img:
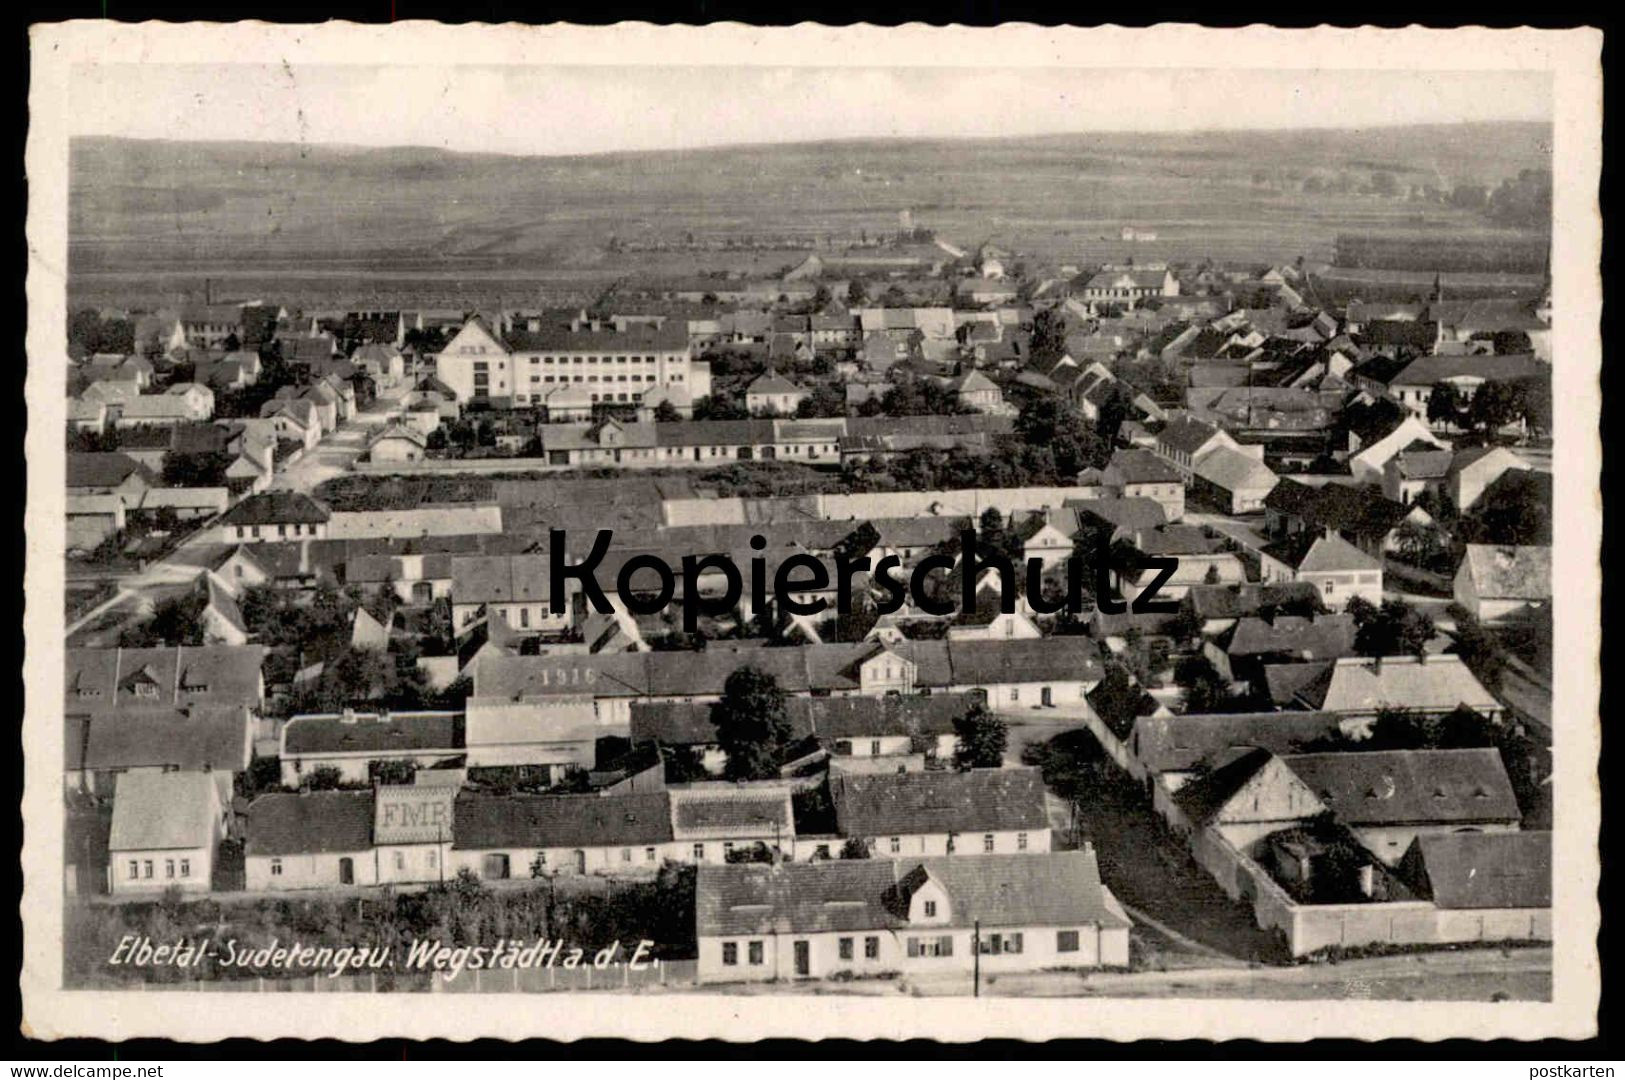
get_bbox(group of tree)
[67,309,137,359]
[118,589,210,647]
[1346,596,1436,659]
[707,666,1010,779]
[161,449,233,488]
[1455,469,1551,546]
[1426,377,1549,438]
[1011,393,1111,477]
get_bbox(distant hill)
[67,123,1550,306]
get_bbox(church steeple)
[1429,271,1444,304]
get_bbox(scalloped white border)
[22,21,1602,1043]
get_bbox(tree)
[811,284,832,312]
[1467,379,1525,435]
[161,450,234,488]
[1013,394,1106,476]
[846,279,869,306]
[794,383,847,419]
[710,666,793,781]
[368,758,419,786]
[1513,376,1552,436]
[1349,598,1436,659]
[1173,655,1228,714]
[1426,384,1467,429]
[1030,306,1068,367]
[662,745,710,783]
[725,842,775,864]
[839,837,872,860]
[302,765,346,791]
[953,703,1009,770]
[122,591,208,647]
[653,399,682,423]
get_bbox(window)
[983,834,995,853]
[838,938,853,960]
[889,837,901,854]
[907,936,954,958]
[1004,932,1024,954]
[748,941,764,966]
[520,608,530,629]
[127,861,138,880]
[865,936,879,960]
[693,843,705,861]
[870,740,881,756]
[393,851,405,871]
[270,859,282,876]
[723,842,735,858]
[427,850,437,869]
[923,900,937,917]
[1057,930,1080,953]
[143,860,153,879]
[165,859,175,879]
[1009,688,1019,702]
[1017,832,1028,851]
[622,848,632,863]
[645,847,656,863]
[722,943,738,966]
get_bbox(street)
[64,387,406,640]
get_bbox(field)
[68,123,1550,311]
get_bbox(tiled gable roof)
[1404,831,1550,909]
[244,791,374,856]
[1283,748,1520,826]
[1460,545,1550,601]
[109,771,218,852]
[696,849,1126,937]
[830,767,1048,837]
[452,792,674,849]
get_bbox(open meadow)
[68,122,1549,310]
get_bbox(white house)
[694,849,1131,984]
[829,767,1051,859]
[243,790,378,891]
[108,770,227,895]
[1258,531,1383,612]
[1453,545,1551,625]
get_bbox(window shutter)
[906,938,919,958]
[940,935,953,957]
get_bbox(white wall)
[696,922,1127,984]
[110,845,212,895]
[246,849,377,891]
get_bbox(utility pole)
[973,919,981,998]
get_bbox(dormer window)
[923,900,937,918]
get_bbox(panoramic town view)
[58,75,1556,1002]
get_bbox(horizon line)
[72,118,1553,163]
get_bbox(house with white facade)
[694,849,1131,984]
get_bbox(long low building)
[474,638,1107,731]
[631,692,978,774]
[242,782,799,890]
[694,848,1131,984]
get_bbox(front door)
[793,940,810,977]
[574,849,587,874]
[338,857,354,885]
[1041,686,1053,707]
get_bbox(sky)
[68,64,1552,158]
